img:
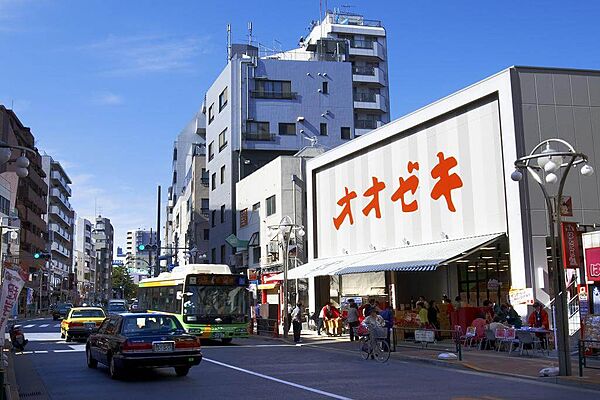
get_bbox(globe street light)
[511,138,593,376]
[0,143,37,178]
[268,216,305,339]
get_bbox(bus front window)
[183,286,247,316]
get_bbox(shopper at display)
[454,295,464,310]
[346,301,360,342]
[417,302,429,327]
[325,303,341,336]
[317,303,328,335]
[380,304,395,342]
[428,300,441,338]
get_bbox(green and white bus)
[137,264,250,343]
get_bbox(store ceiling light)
[481,256,494,259]
[457,260,469,263]
[480,246,496,250]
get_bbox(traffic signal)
[33,252,51,261]
[137,244,157,251]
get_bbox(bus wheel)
[221,338,233,344]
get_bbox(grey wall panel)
[520,72,537,104]
[522,104,541,150]
[553,74,572,106]
[538,105,558,140]
[556,106,576,143]
[571,75,590,106]
[535,74,555,105]
[589,75,600,106]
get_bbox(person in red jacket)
[527,301,549,329]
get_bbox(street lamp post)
[268,216,305,339]
[511,138,594,376]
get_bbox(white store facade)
[289,66,600,320]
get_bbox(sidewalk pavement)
[270,328,600,391]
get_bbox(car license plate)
[212,332,223,339]
[84,322,96,329]
[153,342,174,353]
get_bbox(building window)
[220,165,225,184]
[203,229,209,240]
[322,81,328,94]
[208,142,214,161]
[219,129,227,151]
[251,80,295,99]
[211,248,216,263]
[245,121,271,141]
[0,195,10,216]
[220,204,225,223]
[252,246,261,265]
[266,195,276,216]
[211,173,216,190]
[341,127,351,140]
[208,103,214,124]
[219,87,228,111]
[252,202,260,211]
[320,123,328,136]
[278,123,296,136]
[211,210,216,227]
[239,208,248,227]
[201,198,209,216]
[220,245,226,264]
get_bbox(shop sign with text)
[561,222,581,269]
[585,247,600,282]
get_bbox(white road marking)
[39,324,49,328]
[54,349,83,353]
[33,350,48,354]
[208,344,297,349]
[204,357,353,400]
[54,324,60,328]
[24,324,35,328]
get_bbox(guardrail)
[578,339,600,377]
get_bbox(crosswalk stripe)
[24,324,35,328]
[54,324,60,328]
[39,324,49,328]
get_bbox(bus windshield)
[183,286,247,316]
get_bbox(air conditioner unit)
[268,242,279,254]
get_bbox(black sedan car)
[86,313,202,379]
[52,303,73,320]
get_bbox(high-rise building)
[204,11,389,265]
[93,215,114,301]
[42,155,75,303]
[0,105,49,311]
[74,217,95,303]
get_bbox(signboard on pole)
[509,288,535,305]
[578,285,589,318]
[561,222,581,269]
[0,269,26,346]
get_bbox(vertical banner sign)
[585,247,600,282]
[561,222,581,269]
[0,269,26,346]
[26,288,33,305]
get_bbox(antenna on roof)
[247,22,253,45]
[301,132,318,147]
[226,24,232,61]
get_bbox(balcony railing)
[243,132,276,141]
[355,120,379,129]
[352,66,375,76]
[250,91,297,100]
[327,13,382,27]
[350,40,374,49]
[353,93,377,102]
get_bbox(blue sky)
[1,0,599,247]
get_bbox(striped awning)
[279,233,504,279]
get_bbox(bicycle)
[357,325,390,363]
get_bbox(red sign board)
[585,247,600,282]
[561,222,581,269]
[560,196,573,217]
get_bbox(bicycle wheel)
[359,337,371,360]
[374,339,391,363]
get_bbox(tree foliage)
[111,265,136,299]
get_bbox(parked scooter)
[9,324,28,352]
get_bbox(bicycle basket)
[357,324,370,336]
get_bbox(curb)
[255,334,600,392]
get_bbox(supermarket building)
[285,66,600,319]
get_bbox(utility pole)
[155,185,161,277]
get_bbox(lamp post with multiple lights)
[511,138,594,376]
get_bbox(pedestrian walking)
[317,303,327,335]
[346,301,360,341]
[291,302,303,343]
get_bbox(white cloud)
[92,91,124,106]
[82,34,213,75]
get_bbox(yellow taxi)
[61,307,106,342]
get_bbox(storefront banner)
[0,269,26,346]
[585,247,600,282]
[509,288,534,305]
[561,222,581,269]
[314,98,506,257]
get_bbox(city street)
[12,318,599,400]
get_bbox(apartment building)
[42,155,75,302]
[93,215,114,301]
[74,217,96,303]
[125,229,157,273]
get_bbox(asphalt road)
[12,317,599,400]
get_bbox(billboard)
[314,98,506,257]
